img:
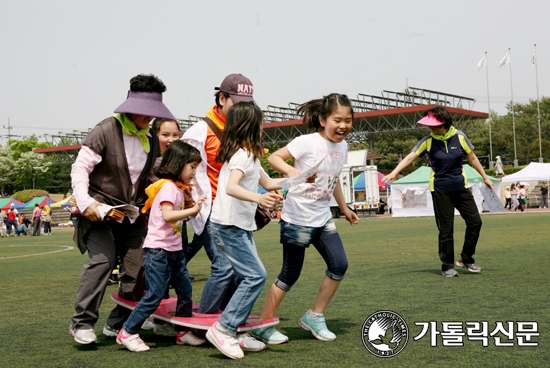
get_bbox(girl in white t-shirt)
[205,102,283,360]
[117,140,207,352]
[252,93,359,344]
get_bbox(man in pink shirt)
[32,204,41,236]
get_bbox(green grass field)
[0,213,548,367]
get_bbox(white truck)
[330,150,380,218]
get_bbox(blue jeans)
[208,222,267,332]
[274,219,348,292]
[123,248,193,334]
[6,220,17,236]
[196,219,235,314]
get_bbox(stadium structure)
[35,87,488,164]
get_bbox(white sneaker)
[141,320,155,330]
[116,329,150,352]
[154,322,177,336]
[237,333,266,351]
[103,324,119,337]
[176,331,207,346]
[70,327,97,344]
[206,323,244,360]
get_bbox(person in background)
[32,204,41,236]
[16,214,32,236]
[504,186,512,210]
[6,205,18,237]
[510,183,520,212]
[43,204,52,235]
[539,181,547,209]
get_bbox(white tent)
[501,162,550,182]
[390,165,501,218]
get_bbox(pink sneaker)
[206,323,244,360]
[176,331,207,346]
[116,329,150,352]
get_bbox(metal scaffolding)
[35,87,487,163]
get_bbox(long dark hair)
[297,93,354,131]
[216,102,264,163]
[154,140,201,182]
[424,106,453,129]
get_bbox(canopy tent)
[390,165,500,217]
[50,196,73,208]
[501,162,550,182]
[0,198,25,211]
[21,196,57,209]
[353,171,391,190]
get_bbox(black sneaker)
[456,257,482,273]
[442,269,459,277]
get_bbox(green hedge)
[485,166,526,177]
[12,189,50,203]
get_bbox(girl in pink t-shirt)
[117,141,207,352]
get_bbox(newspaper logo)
[362,311,409,358]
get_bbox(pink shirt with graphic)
[143,182,186,252]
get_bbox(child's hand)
[189,195,207,216]
[342,207,359,226]
[183,187,195,209]
[287,167,302,177]
[305,173,317,184]
[259,192,283,209]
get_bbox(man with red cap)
[70,74,175,345]
[383,106,493,278]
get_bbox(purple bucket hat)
[114,91,176,120]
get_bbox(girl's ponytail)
[297,93,354,131]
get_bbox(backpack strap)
[204,117,222,141]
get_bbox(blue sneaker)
[298,311,336,341]
[251,326,289,345]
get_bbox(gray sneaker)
[456,257,482,273]
[442,268,459,277]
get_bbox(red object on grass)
[111,292,279,332]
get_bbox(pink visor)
[417,113,444,126]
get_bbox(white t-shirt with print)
[211,149,261,231]
[281,133,348,227]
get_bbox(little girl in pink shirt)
[117,140,207,352]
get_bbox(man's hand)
[82,201,104,222]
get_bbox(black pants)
[432,189,482,272]
[504,198,512,210]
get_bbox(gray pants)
[32,217,41,236]
[71,217,146,330]
[540,194,548,208]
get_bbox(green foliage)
[12,189,50,202]
[261,143,293,178]
[489,97,550,165]
[485,165,527,177]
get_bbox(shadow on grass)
[283,319,355,341]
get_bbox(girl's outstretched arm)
[383,152,420,183]
[162,195,206,223]
[258,169,285,192]
[267,147,301,177]
[226,169,282,209]
[333,178,359,225]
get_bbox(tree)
[15,151,52,189]
[0,145,16,196]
